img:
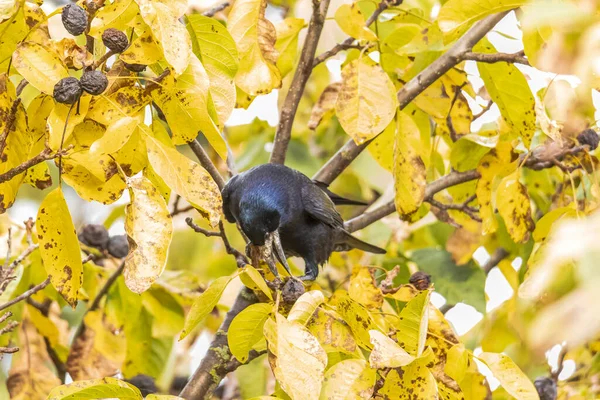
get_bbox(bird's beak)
[271,229,293,277]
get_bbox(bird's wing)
[301,183,344,228]
[221,175,240,223]
[313,180,368,206]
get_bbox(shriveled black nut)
[126,375,157,396]
[534,377,557,400]
[409,271,431,291]
[282,278,305,304]
[577,128,599,150]
[80,70,108,95]
[102,28,129,53]
[53,77,82,104]
[78,224,109,249]
[61,4,88,36]
[107,234,129,258]
[124,62,147,72]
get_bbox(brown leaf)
[308,82,341,130]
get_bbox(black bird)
[222,164,386,280]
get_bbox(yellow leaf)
[62,157,127,204]
[0,7,27,72]
[90,116,139,155]
[319,359,376,400]
[151,61,227,159]
[446,228,480,265]
[0,75,31,213]
[146,395,185,400]
[369,330,415,369]
[89,0,139,38]
[135,0,191,74]
[264,313,327,400]
[36,188,83,307]
[288,290,325,325]
[187,14,239,127]
[12,42,69,95]
[228,303,272,362]
[47,377,143,399]
[330,290,376,349]
[0,0,17,21]
[241,265,273,300]
[334,3,378,41]
[308,82,341,131]
[120,29,163,65]
[336,58,398,144]
[379,361,438,399]
[274,17,305,77]
[307,308,357,354]
[476,39,536,148]
[87,85,149,126]
[124,175,173,293]
[145,132,222,226]
[228,0,282,95]
[476,142,514,234]
[496,171,535,243]
[438,0,526,40]
[180,275,232,339]
[348,267,383,309]
[368,118,395,171]
[478,352,539,400]
[396,290,430,357]
[47,95,92,152]
[394,111,426,218]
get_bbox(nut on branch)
[61,4,88,36]
[53,77,82,104]
[102,28,129,53]
[80,70,108,95]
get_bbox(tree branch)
[186,218,248,268]
[312,0,389,68]
[0,277,51,313]
[202,1,230,17]
[344,170,482,232]
[462,51,529,66]
[0,148,65,184]
[179,288,259,399]
[482,247,509,274]
[0,99,21,158]
[270,0,331,164]
[189,139,226,190]
[312,11,511,184]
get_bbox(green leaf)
[478,352,539,400]
[438,0,526,40]
[46,377,143,400]
[274,18,305,77]
[180,275,232,339]
[532,206,576,242]
[411,249,486,313]
[187,14,239,127]
[319,359,376,400]
[287,290,325,325]
[476,39,536,148]
[144,131,222,227]
[228,303,272,362]
[36,188,83,308]
[395,290,430,357]
[336,58,398,144]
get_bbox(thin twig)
[0,346,18,354]
[3,228,11,270]
[93,50,116,70]
[185,218,248,267]
[428,193,481,223]
[344,170,482,232]
[0,149,59,184]
[202,1,230,17]
[270,0,331,164]
[4,244,39,276]
[312,0,389,68]
[462,51,529,66]
[188,139,226,190]
[473,100,494,120]
[185,218,221,237]
[312,11,510,185]
[58,104,76,186]
[446,83,467,142]
[0,277,51,313]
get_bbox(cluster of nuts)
[78,224,129,259]
[54,5,144,104]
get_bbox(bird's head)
[239,201,281,246]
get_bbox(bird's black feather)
[222,164,385,280]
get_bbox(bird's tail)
[339,231,386,254]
